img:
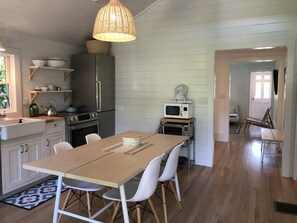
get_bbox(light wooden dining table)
[23,131,188,223]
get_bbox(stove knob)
[70,117,74,122]
[74,116,79,121]
[91,113,97,118]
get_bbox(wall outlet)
[197,97,208,105]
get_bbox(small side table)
[159,118,195,168]
[260,128,284,163]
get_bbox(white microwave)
[164,103,193,119]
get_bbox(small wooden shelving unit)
[29,90,72,103]
[28,66,74,80]
[159,117,195,168]
[28,65,75,103]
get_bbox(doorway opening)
[214,47,290,176]
[214,47,287,143]
[249,71,272,119]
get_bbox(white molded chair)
[103,154,164,223]
[54,142,106,223]
[158,143,183,223]
[85,133,102,144]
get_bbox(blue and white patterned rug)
[1,178,67,210]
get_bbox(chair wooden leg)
[136,204,142,223]
[96,191,112,216]
[132,206,137,219]
[110,202,121,223]
[161,184,168,223]
[244,122,249,132]
[78,190,82,209]
[261,141,266,163]
[86,192,92,218]
[247,123,251,132]
[148,198,160,223]
[57,189,72,223]
[169,181,182,210]
[174,173,181,202]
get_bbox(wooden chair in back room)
[244,107,274,133]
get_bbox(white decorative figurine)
[173,84,188,101]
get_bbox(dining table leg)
[53,176,63,223]
[119,185,130,223]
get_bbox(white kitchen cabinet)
[1,120,65,195]
[1,136,43,194]
[42,121,65,157]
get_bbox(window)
[0,49,21,116]
[0,55,11,109]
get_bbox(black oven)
[68,121,99,147]
[60,112,99,147]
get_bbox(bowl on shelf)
[32,60,46,66]
[46,59,66,68]
[41,86,48,91]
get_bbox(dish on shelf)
[32,59,46,66]
[46,59,66,68]
[41,87,48,91]
[48,57,63,60]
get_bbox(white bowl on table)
[122,136,141,147]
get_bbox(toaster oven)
[161,122,194,139]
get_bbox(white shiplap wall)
[112,0,297,169]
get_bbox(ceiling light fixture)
[93,0,136,42]
[0,37,5,51]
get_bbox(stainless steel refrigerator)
[71,54,115,138]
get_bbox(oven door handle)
[69,121,98,130]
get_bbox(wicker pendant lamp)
[93,0,136,42]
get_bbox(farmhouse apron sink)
[0,118,46,140]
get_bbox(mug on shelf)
[48,84,56,91]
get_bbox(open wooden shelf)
[29,90,72,103]
[29,66,74,80]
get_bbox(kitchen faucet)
[0,110,6,120]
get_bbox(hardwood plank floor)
[1,126,297,223]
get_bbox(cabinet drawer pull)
[46,139,49,147]
[20,145,24,153]
[24,144,28,152]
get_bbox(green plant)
[0,56,10,109]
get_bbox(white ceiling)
[0,0,157,46]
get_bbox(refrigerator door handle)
[96,81,102,111]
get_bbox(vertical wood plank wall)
[111,0,297,170]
